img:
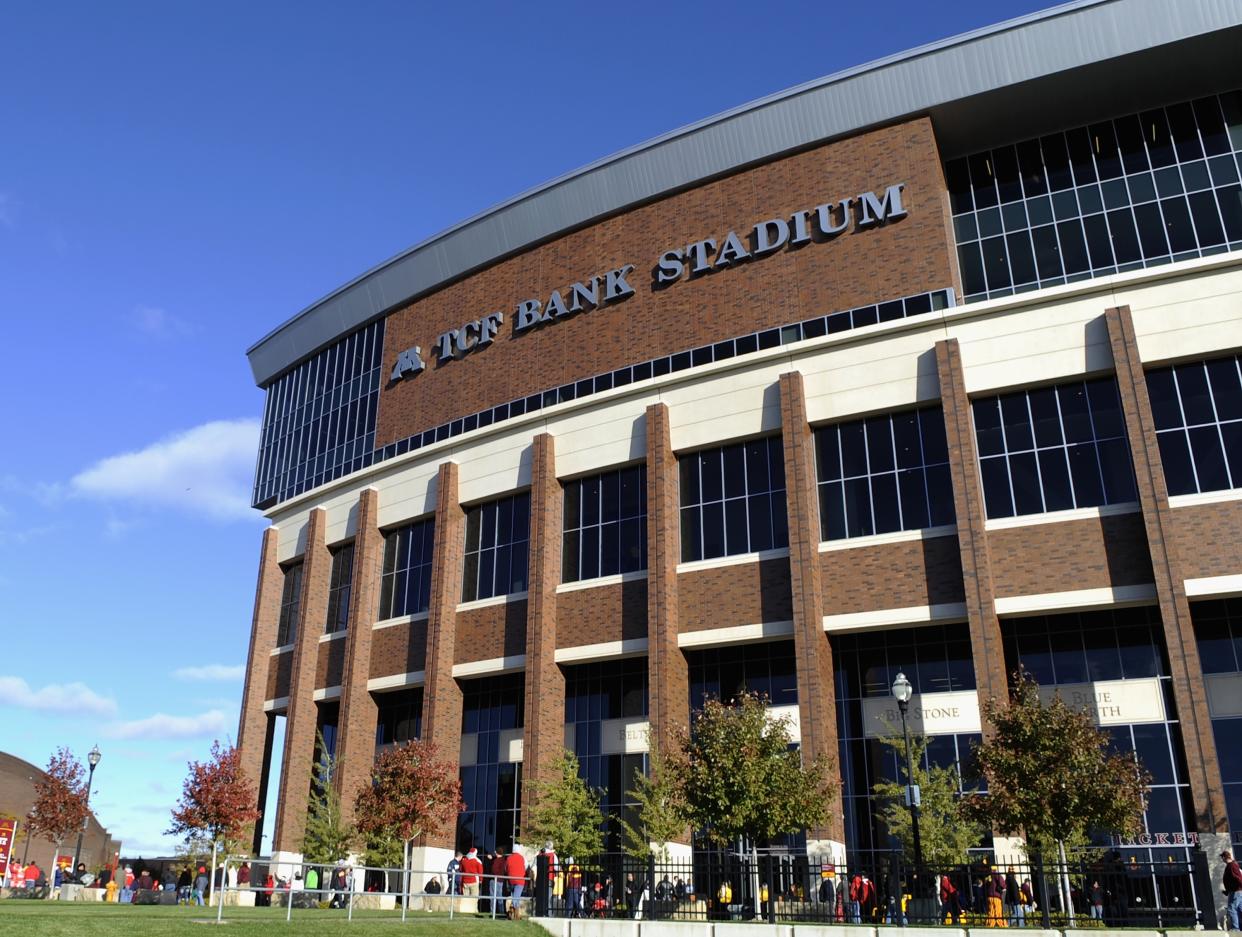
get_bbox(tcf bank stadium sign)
[389,182,909,381]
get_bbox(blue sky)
[0,0,1053,857]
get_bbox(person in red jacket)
[490,848,508,915]
[505,847,527,913]
[459,848,484,898]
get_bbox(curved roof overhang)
[246,0,1242,386]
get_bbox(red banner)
[0,818,16,880]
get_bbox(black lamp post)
[891,673,924,878]
[71,745,102,872]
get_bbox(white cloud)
[70,419,261,521]
[131,305,195,338]
[174,663,244,682]
[0,675,118,717]
[105,709,229,741]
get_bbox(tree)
[673,692,835,849]
[25,748,89,898]
[871,731,986,867]
[523,749,605,861]
[617,734,686,861]
[302,732,355,864]
[964,671,1150,920]
[353,740,462,905]
[167,741,260,907]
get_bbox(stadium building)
[236,0,1242,884]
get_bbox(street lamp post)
[891,673,924,879]
[71,746,102,872]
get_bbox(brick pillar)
[522,434,565,819]
[237,527,283,854]
[935,339,1009,712]
[1104,306,1228,837]
[335,488,383,825]
[646,403,688,755]
[271,507,332,854]
[422,462,465,848]
[778,372,845,846]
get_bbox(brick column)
[335,488,383,825]
[422,462,465,847]
[935,339,1009,711]
[237,527,283,854]
[646,403,688,755]
[271,507,332,854]
[1104,306,1228,838]
[522,434,565,818]
[778,372,845,846]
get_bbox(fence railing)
[528,850,1216,930]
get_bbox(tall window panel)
[276,562,302,646]
[458,674,524,854]
[946,90,1242,302]
[687,640,798,712]
[252,319,384,508]
[679,436,788,562]
[378,518,435,620]
[374,688,423,752]
[815,406,955,541]
[462,493,530,602]
[563,466,647,583]
[324,544,354,634]
[973,377,1138,520]
[1146,354,1242,496]
[1191,598,1242,840]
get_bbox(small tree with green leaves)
[871,730,986,867]
[302,731,355,864]
[617,734,687,861]
[523,749,605,860]
[674,692,835,849]
[965,671,1150,920]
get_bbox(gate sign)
[0,818,16,882]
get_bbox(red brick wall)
[677,558,793,632]
[377,118,959,443]
[369,619,428,678]
[821,536,965,614]
[453,600,528,664]
[989,513,1154,597]
[1170,500,1242,580]
[556,579,648,648]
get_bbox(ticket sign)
[0,817,16,880]
[861,691,981,738]
[1038,677,1165,726]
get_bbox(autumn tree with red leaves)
[167,741,259,906]
[26,748,89,898]
[354,740,463,902]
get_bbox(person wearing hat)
[1222,849,1242,931]
[460,847,483,898]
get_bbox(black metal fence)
[532,850,1216,929]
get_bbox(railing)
[531,850,1216,930]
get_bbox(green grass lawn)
[0,901,547,936]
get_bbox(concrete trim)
[311,686,342,701]
[372,611,430,630]
[676,547,789,575]
[555,570,649,594]
[823,603,968,632]
[263,697,289,712]
[367,670,426,692]
[1184,574,1242,598]
[554,637,650,664]
[819,524,956,552]
[451,654,527,678]
[983,501,1141,530]
[994,583,1157,616]
[456,590,529,613]
[317,630,347,643]
[677,620,795,648]
[1168,488,1242,508]
[270,644,294,656]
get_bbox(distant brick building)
[0,752,119,874]
[235,0,1242,884]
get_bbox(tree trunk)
[209,840,219,908]
[1057,839,1074,924]
[46,840,62,899]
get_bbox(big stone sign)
[390,182,908,382]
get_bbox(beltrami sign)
[1038,677,1165,726]
[861,690,981,738]
[389,181,909,381]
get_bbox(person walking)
[193,866,208,907]
[985,870,1008,927]
[565,857,583,918]
[489,848,507,916]
[1221,850,1242,932]
[460,847,483,899]
[1005,867,1024,927]
[941,875,963,924]
[505,846,526,916]
[446,852,462,896]
[1089,880,1105,920]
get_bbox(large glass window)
[679,437,788,562]
[815,406,955,540]
[1146,354,1242,496]
[834,624,980,854]
[563,466,647,583]
[1003,607,1195,853]
[374,687,423,752]
[276,562,302,646]
[687,640,798,712]
[378,518,435,620]
[947,91,1242,302]
[973,377,1137,519]
[564,659,648,850]
[462,493,530,602]
[253,319,384,508]
[1191,598,1242,843]
[458,674,524,853]
[324,544,354,634]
